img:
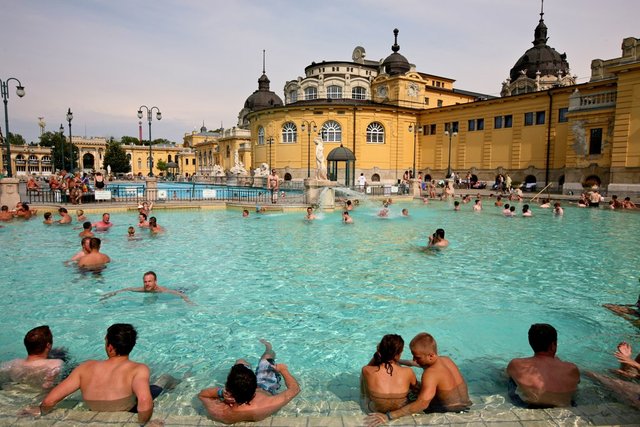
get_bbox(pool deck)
[1,402,638,426]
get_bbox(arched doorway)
[83,153,95,170]
[326,145,356,186]
[284,173,292,181]
[584,175,601,188]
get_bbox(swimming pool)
[0,201,638,416]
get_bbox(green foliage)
[156,159,168,172]
[103,141,131,173]
[40,131,78,171]
[120,135,142,145]
[152,138,174,146]
[8,132,26,145]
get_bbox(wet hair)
[149,217,157,226]
[24,325,53,355]
[106,323,137,356]
[21,202,30,211]
[89,237,101,250]
[454,201,460,206]
[624,197,631,202]
[143,271,157,280]
[371,334,404,375]
[58,207,68,214]
[410,332,438,354]
[44,212,52,220]
[83,221,92,230]
[435,228,445,239]
[1,205,8,211]
[475,199,480,204]
[528,323,557,353]
[522,204,530,212]
[128,226,135,234]
[225,364,257,404]
[77,209,84,215]
[346,200,352,206]
[504,204,510,209]
[139,212,147,220]
[510,206,516,212]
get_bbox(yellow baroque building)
[244,20,640,195]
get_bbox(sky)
[1,0,637,145]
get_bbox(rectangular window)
[558,107,569,123]
[504,115,513,128]
[524,112,534,126]
[430,124,436,135]
[424,97,430,105]
[589,128,603,155]
[536,111,545,125]
[437,100,443,107]
[477,118,484,131]
[468,119,475,131]
[494,116,503,129]
[185,159,189,165]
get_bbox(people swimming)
[305,207,317,220]
[100,271,193,304]
[77,237,111,271]
[428,228,449,248]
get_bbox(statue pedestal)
[146,177,158,201]
[410,178,421,197]
[304,178,336,209]
[0,178,21,208]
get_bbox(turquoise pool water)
[0,201,638,415]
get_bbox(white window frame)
[304,87,317,100]
[282,122,297,143]
[327,85,342,99]
[366,122,385,144]
[352,86,366,100]
[321,120,342,143]
[257,126,265,145]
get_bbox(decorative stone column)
[410,178,421,197]
[0,178,21,208]
[146,176,158,201]
[304,178,336,209]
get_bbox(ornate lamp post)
[137,105,162,176]
[300,120,317,178]
[1,77,26,177]
[408,122,423,178]
[59,124,65,172]
[444,129,458,178]
[66,108,73,172]
[266,136,274,169]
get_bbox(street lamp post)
[1,77,26,177]
[444,129,458,178]
[409,122,423,178]
[66,108,73,173]
[137,105,162,177]
[59,124,65,172]
[266,137,274,169]
[300,120,317,178]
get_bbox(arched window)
[352,87,366,100]
[288,90,298,103]
[321,120,342,143]
[366,122,385,143]
[282,122,297,143]
[257,126,265,145]
[327,85,342,99]
[284,173,292,181]
[168,154,172,162]
[304,87,317,100]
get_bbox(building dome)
[327,144,356,161]
[508,10,569,81]
[382,29,411,76]
[243,72,283,112]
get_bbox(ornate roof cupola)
[200,121,207,133]
[501,0,576,96]
[238,50,283,128]
[382,29,411,76]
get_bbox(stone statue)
[212,164,225,177]
[314,135,328,180]
[229,149,248,176]
[253,163,270,177]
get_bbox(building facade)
[241,18,640,194]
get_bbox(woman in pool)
[360,334,418,413]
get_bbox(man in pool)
[305,207,316,220]
[100,271,193,304]
[366,332,471,426]
[78,221,94,238]
[0,325,64,389]
[77,237,111,270]
[23,324,175,425]
[57,207,72,224]
[506,323,580,408]
[198,339,300,424]
[427,228,449,248]
[92,213,113,231]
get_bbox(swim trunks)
[255,358,281,395]
[129,385,163,412]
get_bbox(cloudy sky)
[1,0,637,145]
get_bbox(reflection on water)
[0,202,638,414]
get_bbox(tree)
[40,131,78,172]
[156,159,168,174]
[152,138,175,146]
[8,132,26,145]
[120,135,141,146]
[103,141,131,173]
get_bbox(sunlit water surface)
[0,200,638,415]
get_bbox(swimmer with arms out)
[101,271,193,304]
[77,237,111,270]
[366,332,471,426]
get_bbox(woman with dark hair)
[360,334,418,413]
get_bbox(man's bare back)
[507,355,579,407]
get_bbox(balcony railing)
[568,90,616,112]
